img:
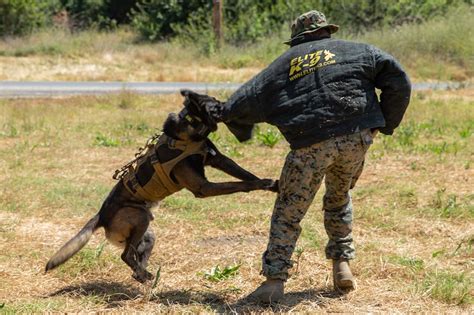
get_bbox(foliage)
[2,0,472,41]
[130,0,209,41]
[257,128,281,148]
[129,0,473,43]
[0,0,61,36]
[202,263,241,282]
[59,0,117,30]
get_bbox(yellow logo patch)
[289,49,336,81]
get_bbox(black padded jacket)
[220,37,412,149]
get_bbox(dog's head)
[180,89,222,132]
[162,90,223,141]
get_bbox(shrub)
[0,0,61,36]
[129,0,473,43]
[60,0,115,30]
[130,0,209,41]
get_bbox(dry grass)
[0,29,262,83]
[0,90,473,313]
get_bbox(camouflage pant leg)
[323,130,372,260]
[262,141,337,280]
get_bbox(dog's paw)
[268,179,279,193]
[261,179,279,192]
[132,270,154,283]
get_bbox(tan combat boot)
[333,259,356,290]
[248,279,284,303]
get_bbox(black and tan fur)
[45,91,277,283]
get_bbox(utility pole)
[212,0,223,49]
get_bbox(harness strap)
[125,173,157,201]
[149,150,180,193]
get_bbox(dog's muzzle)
[178,107,212,137]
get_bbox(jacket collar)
[290,35,331,47]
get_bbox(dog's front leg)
[205,140,260,181]
[192,181,275,198]
[174,160,276,198]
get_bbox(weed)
[429,189,472,219]
[201,263,241,282]
[93,133,120,147]
[431,249,445,258]
[0,123,19,137]
[145,266,162,301]
[418,270,472,305]
[459,127,471,139]
[257,128,281,148]
[151,266,161,290]
[294,247,305,274]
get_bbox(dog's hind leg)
[136,228,155,270]
[122,225,154,283]
[107,206,154,283]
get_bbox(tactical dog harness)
[115,134,209,202]
[113,95,216,202]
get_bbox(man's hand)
[371,129,379,138]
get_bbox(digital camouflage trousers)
[262,129,374,281]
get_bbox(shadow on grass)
[226,289,344,313]
[48,281,343,311]
[48,281,142,308]
[153,288,343,313]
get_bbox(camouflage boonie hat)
[284,10,339,45]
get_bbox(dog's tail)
[45,214,100,272]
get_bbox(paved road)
[0,80,470,98]
[0,81,242,98]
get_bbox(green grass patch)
[55,243,119,278]
[427,189,474,219]
[93,132,121,147]
[390,255,425,273]
[417,270,473,305]
[1,299,67,313]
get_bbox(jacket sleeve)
[220,72,267,125]
[372,47,412,135]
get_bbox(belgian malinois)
[45,90,278,283]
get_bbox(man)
[213,10,411,303]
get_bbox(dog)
[45,90,278,283]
